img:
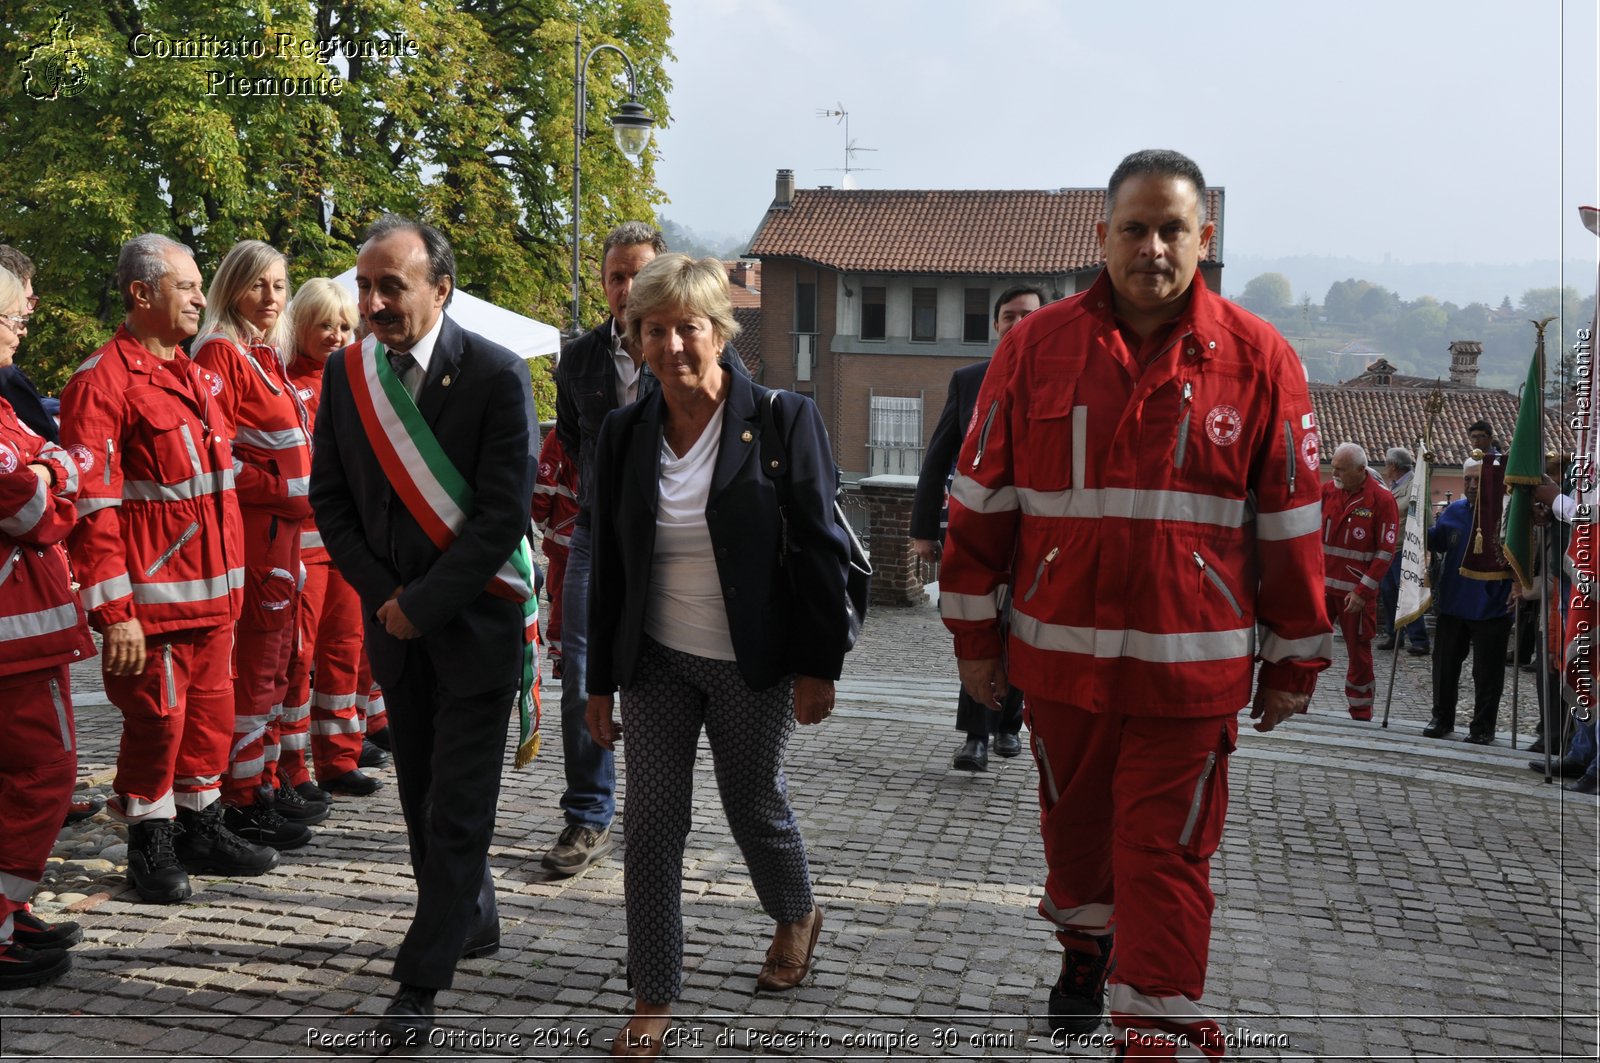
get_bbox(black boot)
[127,819,192,904]
[1048,934,1114,1035]
[177,803,283,872]
[272,783,330,825]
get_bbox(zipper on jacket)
[970,401,999,472]
[146,521,199,577]
[162,643,176,710]
[49,677,72,754]
[1284,420,1297,495]
[1193,551,1243,618]
[1177,749,1219,847]
[105,439,114,485]
[1023,547,1059,602]
[0,545,20,589]
[1173,380,1193,469]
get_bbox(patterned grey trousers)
[619,637,815,1004]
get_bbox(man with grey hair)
[1377,446,1430,654]
[547,222,747,876]
[61,234,276,904]
[1322,441,1399,719]
[0,245,58,445]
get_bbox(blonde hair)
[283,277,358,364]
[0,267,23,317]
[624,254,741,348]
[198,239,291,348]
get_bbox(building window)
[912,287,937,342]
[861,286,886,340]
[795,281,817,334]
[868,393,924,476]
[963,288,989,343]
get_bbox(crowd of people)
[0,148,1591,1062]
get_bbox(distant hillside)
[1223,253,1595,308]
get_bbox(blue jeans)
[558,525,615,829]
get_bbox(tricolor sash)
[345,335,541,766]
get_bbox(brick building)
[745,169,1226,481]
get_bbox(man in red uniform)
[530,428,578,677]
[1321,443,1399,720]
[941,150,1330,1060]
[60,234,277,904]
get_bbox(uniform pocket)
[1177,721,1237,861]
[243,566,297,631]
[1018,390,1082,490]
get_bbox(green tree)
[2,1,673,419]
[1238,272,1292,315]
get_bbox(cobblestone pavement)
[1,600,1596,1061]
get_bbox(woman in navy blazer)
[585,255,850,1058]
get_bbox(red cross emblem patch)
[1205,405,1242,446]
[1301,430,1321,472]
[0,444,15,474]
[68,443,94,475]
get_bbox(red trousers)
[105,625,234,819]
[281,560,367,782]
[1326,593,1377,719]
[224,565,299,803]
[543,542,568,664]
[0,665,77,938]
[1029,697,1235,1061]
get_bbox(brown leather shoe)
[756,907,823,992]
[610,1015,672,1058]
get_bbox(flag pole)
[1382,388,1443,729]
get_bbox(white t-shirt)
[645,404,736,660]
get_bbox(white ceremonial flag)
[1395,445,1433,628]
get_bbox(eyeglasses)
[24,296,38,312]
[0,314,27,333]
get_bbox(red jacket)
[59,327,242,635]
[531,428,578,552]
[940,271,1331,716]
[286,351,329,562]
[1320,472,1398,600]
[0,398,94,676]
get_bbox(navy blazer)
[586,371,851,694]
[910,360,989,541]
[309,314,537,696]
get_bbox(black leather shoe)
[1463,732,1494,746]
[993,732,1023,759]
[359,739,391,769]
[375,983,436,1041]
[1530,757,1588,777]
[461,922,501,959]
[1422,719,1453,739]
[1406,643,1431,656]
[321,769,383,797]
[1526,736,1546,755]
[952,736,988,772]
[368,726,393,753]
[1563,774,1600,795]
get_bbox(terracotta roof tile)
[732,306,762,377]
[747,187,1223,275]
[1309,382,1574,467]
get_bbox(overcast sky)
[650,0,1598,269]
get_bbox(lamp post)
[570,29,654,337]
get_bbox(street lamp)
[570,30,654,337]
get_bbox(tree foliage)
[2,1,673,420]
[1238,272,1291,315]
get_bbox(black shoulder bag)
[760,390,872,650]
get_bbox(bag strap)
[759,389,792,504]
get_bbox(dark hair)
[602,221,667,262]
[1467,419,1494,436]
[1105,149,1207,225]
[0,245,35,283]
[993,284,1047,322]
[362,214,456,308]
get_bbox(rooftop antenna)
[815,103,877,188]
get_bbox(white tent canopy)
[332,268,561,361]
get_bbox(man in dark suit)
[548,223,747,877]
[309,215,536,1037]
[911,285,1043,771]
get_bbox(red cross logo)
[1205,405,1242,446]
[1301,431,1321,472]
[0,444,14,474]
[68,443,94,474]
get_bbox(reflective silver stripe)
[227,566,245,590]
[310,716,364,735]
[300,528,324,550]
[1010,612,1255,663]
[73,354,102,376]
[1195,552,1243,618]
[1017,486,1247,528]
[1324,544,1376,562]
[1071,405,1086,488]
[162,643,176,710]
[1325,578,1358,592]
[1107,983,1212,1023]
[1375,550,1394,562]
[244,352,282,394]
[1038,895,1113,933]
[233,713,272,733]
[312,692,361,712]
[285,475,310,498]
[1176,750,1217,847]
[235,425,307,450]
[133,573,233,606]
[1260,630,1334,663]
[49,677,72,754]
[104,439,114,486]
[280,700,311,723]
[123,467,236,502]
[1255,502,1321,541]
[39,442,79,495]
[76,495,120,516]
[0,546,20,588]
[1034,732,1061,806]
[279,732,309,750]
[949,474,1018,514]
[145,522,199,577]
[80,573,133,610]
[1359,574,1381,591]
[1349,697,1374,707]
[0,476,48,538]
[0,602,80,641]
[941,590,1000,622]
[229,755,266,777]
